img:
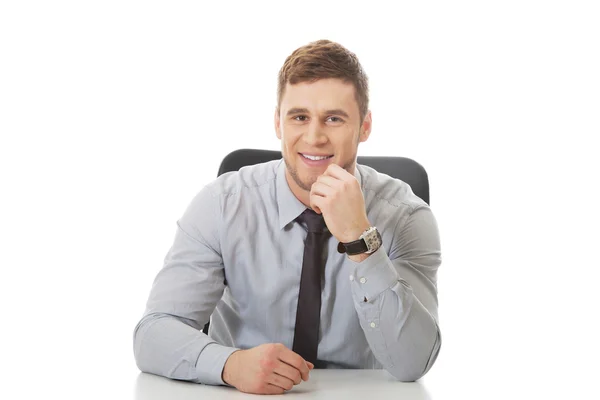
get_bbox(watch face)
[364,228,382,253]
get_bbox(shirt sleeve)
[133,185,239,385]
[348,206,442,381]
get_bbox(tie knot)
[297,209,326,233]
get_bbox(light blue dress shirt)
[133,159,442,385]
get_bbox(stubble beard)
[283,155,356,192]
[283,132,361,192]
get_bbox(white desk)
[134,370,431,399]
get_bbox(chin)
[283,158,308,191]
[295,173,318,192]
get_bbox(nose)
[303,120,328,146]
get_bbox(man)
[133,39,441,395]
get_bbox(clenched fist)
[222,343,314,394]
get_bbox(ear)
[274,107,282,140]
[359,111,372,143]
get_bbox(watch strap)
[337,239,368,255]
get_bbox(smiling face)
[275,78,372,204]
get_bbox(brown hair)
[277,39,369,121]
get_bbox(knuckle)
[259,357,275,371]
[266,344,279,358]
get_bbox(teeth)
[303,154,331,161]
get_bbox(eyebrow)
[286,108,350,118]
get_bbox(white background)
[1,1,599,399]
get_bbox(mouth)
[299,153,334,161]
[298,152,334,167]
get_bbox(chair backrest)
[218,148,430,205]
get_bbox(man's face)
[275,78,372,193]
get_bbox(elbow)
[388,335,441,382]
[132,313,161,373]
[132,317,148,372]
[387,358,437,382]
[388,367,426,382]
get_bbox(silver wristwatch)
[337,227,382,255]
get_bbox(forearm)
[349,247,440,381]
[133,312,239,385]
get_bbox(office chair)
[202,148,429,334]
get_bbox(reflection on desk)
[135,369,431,399]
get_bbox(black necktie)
[292,209,328,365]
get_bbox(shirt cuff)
[348,245,400,303]
[195,342,240,386]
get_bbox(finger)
[325,166,357,186]
[274,361,304,384]
[307,361,314,370]
[264,383,286,395]
[268,373,295,391]
[316,174,343,188]
[278,349,311,381]
[324,163,352,179]
[309,193,324,215]
[310,181,336,198]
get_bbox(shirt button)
[349,275,354,281]
[359,277,367,284]
[370,322,376,328]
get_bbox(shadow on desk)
[135,370,432,399]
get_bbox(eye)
[293,115,308,122]
[326,116,344,123]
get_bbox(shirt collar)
[276,160,364,230]
[276,160,308,230]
